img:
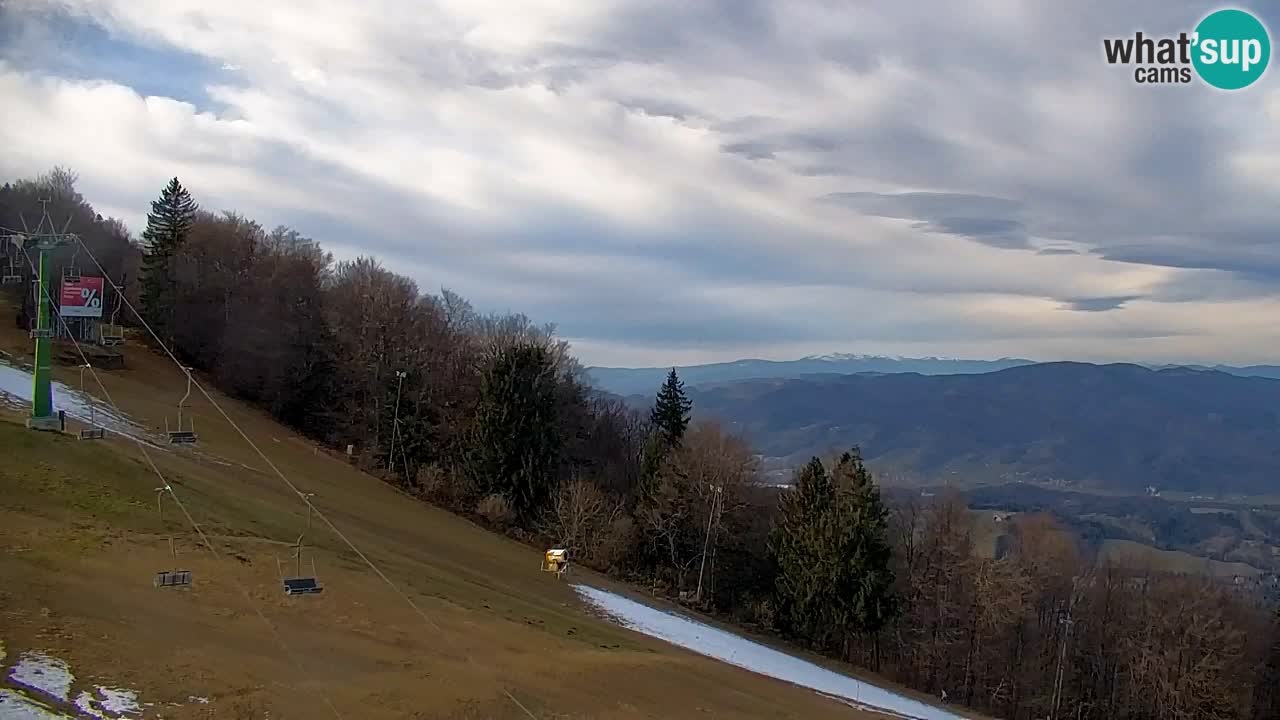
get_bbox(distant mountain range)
[615,362,1280,495]
[586,354,1037,395]
[586,353,1280,396]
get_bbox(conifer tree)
[466,342,563,522]
[770,449,898,657]
[826,448,899,666]
[650,368,692,449]
[140,177,197,345]
[770,457,836,643]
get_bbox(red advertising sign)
[60,276,105,318]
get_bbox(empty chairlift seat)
[99,323,125,347]
[166,369,198,444]
[154,569,192,588]
[166,429,197,444]
[283,576,323,595]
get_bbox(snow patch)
[75,687,141,718]
[187,695,210,704]
[0,689,72,719]
[0,360,150,443]
[0,643,164,719]
[574,585,968,720]
[9,652,74,703]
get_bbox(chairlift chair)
[152,494,193,588]
[99,323,125,347]
[154,569,193,588]
[62,244,82,282]
[99,277,126,346]
[1,254,19,285]
[279,536,324,596]
[166,369,198,444]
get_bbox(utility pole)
[12,201,76,432]
[388,370,407,473]
[695,484,723,603]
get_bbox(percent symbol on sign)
[80,286,101,308]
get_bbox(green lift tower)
[10,213,75,432]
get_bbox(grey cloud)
[914,218,1028,249]
[824,192,1030,249]
[1094,241,1280,281]
[1037,248,1079,256]
[721,141,777,160]
[1061,296,1143,313]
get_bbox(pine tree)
[466,343,563,523]
[140,177,198,345]
[650,368,692,449]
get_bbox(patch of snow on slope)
[0,688,72,719]
[9,652,73,702]
[74,686,141,718]
[574,585,968,720]
[0,360,149,442]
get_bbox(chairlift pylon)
[77,363,105,440]
[166,368,198,444]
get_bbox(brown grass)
[0,309,891,719]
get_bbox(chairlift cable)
[18,245,345,720]
[75,237,543,720]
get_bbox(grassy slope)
[1097,539,1261,578]
[0,311,893,719]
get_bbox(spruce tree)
[466,343,563,523]
[826,448,899,665]
[770,457,836,643]
[140,177,197,345]
[650,368,692,449]
[770,449,898,657]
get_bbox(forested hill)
[677,362,1280,495]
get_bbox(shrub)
[477,493,514,528]
[591,513,637,573]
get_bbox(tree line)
[3,169,1278,720]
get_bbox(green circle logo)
[1192,9,1271,90]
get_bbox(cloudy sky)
[2,0,1280,367]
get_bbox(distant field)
[1098,539,1262,578]
[965,509,1267,581]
